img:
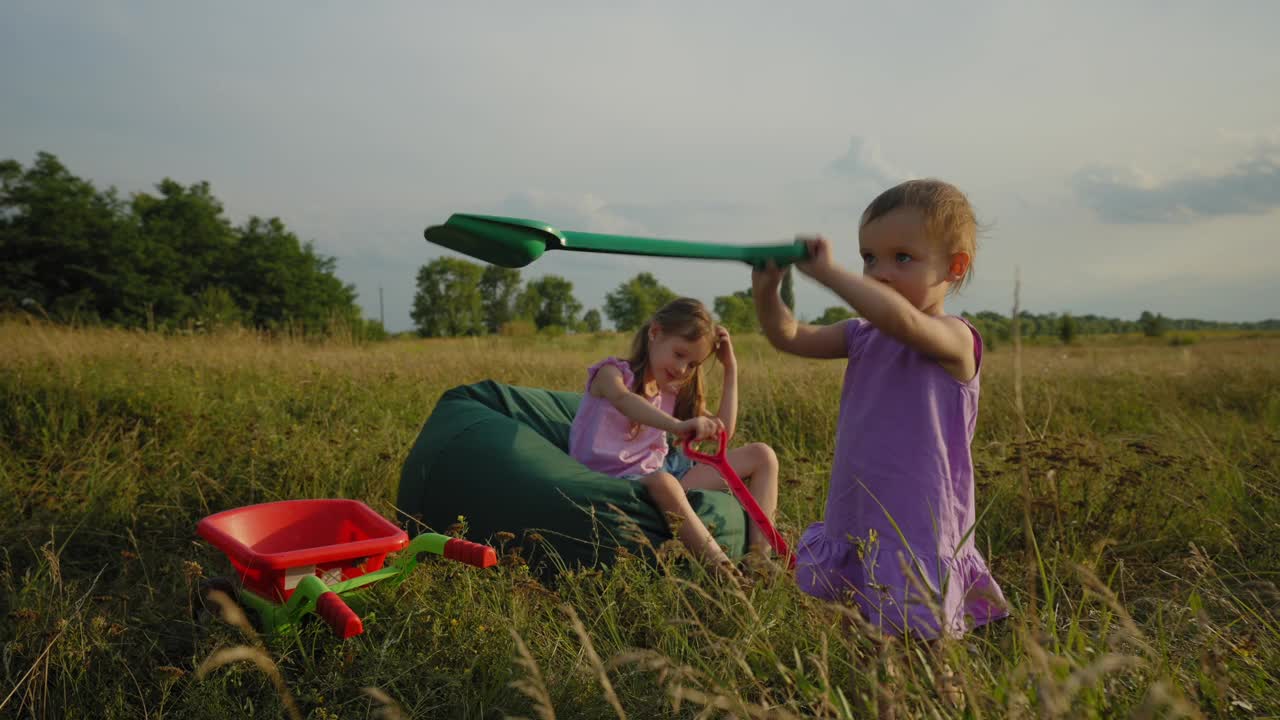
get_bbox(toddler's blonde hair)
[861,179,979,292]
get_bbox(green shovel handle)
[427,213,808,269]
[558,229,807,268]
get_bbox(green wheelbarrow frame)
[198,532,495,639]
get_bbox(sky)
[3,1,1278,331]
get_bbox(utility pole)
[379,286,384,327]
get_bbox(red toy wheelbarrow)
[194,499,496,639]
[683,430,796,569]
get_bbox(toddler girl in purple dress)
[753,179,1008,638]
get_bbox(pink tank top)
[568,357,675,477]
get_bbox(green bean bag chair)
[396,380,748,576]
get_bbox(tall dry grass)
[0,317,1277,718]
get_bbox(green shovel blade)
[423,214,554,268]
[424,214,807,269]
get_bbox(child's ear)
[948,252,972,280]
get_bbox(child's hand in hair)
[675,415,723,443]
[714,325,736,370]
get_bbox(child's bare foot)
[739,547,780,582]
[936,663,963,708]
[875,653,901,720]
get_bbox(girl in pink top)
[570,298,780,573]
[753,179,1008,638]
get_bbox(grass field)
[1,319,1277,718]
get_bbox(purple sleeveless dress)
[569,357,674,478]
[795,318,1009,638]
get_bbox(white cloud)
[497,191,650,236]
[827,136,911,187]
[1073,137,1280,223]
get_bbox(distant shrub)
[192,286,243,332]
[1168,333,1197,347]
[1058,314,1077,345]
[499,320,537,337]
[1139,310,1167,337]
[814,306,854,326]
[356,318,389,342]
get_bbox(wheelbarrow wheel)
[191,576,261,631]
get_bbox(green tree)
[714,290,758,334]
[1018,310,1040,337]
[0,152,360,333]
[131,179,238,326]
[604,272,677,331]
[1058,313,1077,345]
[0,152,144,323]
[356,318,389,342]
[1138,310,1166,338]
[411,257,485,337]
[582,308,602,333]
[192,286,243,330]
[814,306,854,325]
[972,311,1010,345]
[228,216,358,333]
[478,265,522,334]
[517,275,582,330]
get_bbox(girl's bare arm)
[801,254,974,379]
[590,364,681,433]
[752,266,849,359]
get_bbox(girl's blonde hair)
[626,297,714,424]
[861,178,979,292]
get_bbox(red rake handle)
[315,591,363,639]
[682,429,795,568]
[444,538,498,568]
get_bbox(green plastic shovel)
[424,214,807,269]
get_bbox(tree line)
[964,309,1278,348]
[409,257,797,337]
[413,253,1277,343]
[1,152,375,336]
[7,151,1273,342]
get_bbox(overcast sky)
[3,2,1277,330]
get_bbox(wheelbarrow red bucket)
[197,498,410,602]
[196,499,497,638]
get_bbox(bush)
[1139,310,1167,337]
[192,286,243,332]
[814,306,854,326]
[356,318,389,342]
[499,319,537,337]
[1058,314,1077,345]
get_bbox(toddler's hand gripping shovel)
[425,213,808,269]
[683,430,796,569]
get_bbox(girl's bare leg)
[680,442,779,552]
[639,471,734,570]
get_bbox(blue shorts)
[624,449,694,481]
